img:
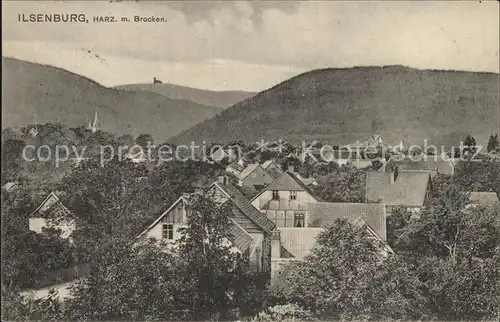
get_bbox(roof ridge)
[214,181,276,233]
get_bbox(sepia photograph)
[1,0,499,321]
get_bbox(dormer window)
[272,190,280,200]
[162,223,174,240]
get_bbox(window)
[294,213,305,227]
[272,190,280,200]
[290,191,297,200]
[162,224,174,240]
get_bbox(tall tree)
[175,195,246,320]
[487,133,500,153]
[313,164,366,202]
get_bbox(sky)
[2,0,499,91]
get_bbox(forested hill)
[172,65,499,147]
[116,83,254,109]
[2,57,222,141]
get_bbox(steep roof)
[366,171,430,207]
[29,192,72,219]
[252,171,320,201]
[227,219,253,252]
[136,195,187,240]
[308,202,387,240]
[213,181,276,233]
[468,192,499,208]
[261,160,273,169]
[261,160,283,179]
[137,194,254,252]
[237,163,261,180]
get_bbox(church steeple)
[88,109,100,133]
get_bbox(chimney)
[270,230,281,259]
[218,175,228,185]
[389,165,399,184]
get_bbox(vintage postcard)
[1,1,499,321]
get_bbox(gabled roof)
[237,163,261,180]
[136,194,254,252]
[251,171,320,203]
[308,202,387,240]
[136,195,188,240]
[29,192,72,219]
[261,160,284,179]
[211,181,276,233]
[351,217,394,256]
[366,171,431,207]
[468,192,499,208]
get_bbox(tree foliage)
[271,220,427,320]
[312,164,366,202]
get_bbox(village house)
[225,161,245,176]
[28,192,76,240]
[252,170,393,281]
[395,156,455,177]
[236,163,275,190]
[261,159,284,178]
[251,170,320,228]
[137,176,276,272]
[366,167,432,216]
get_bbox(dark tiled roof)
[216,182,276,233]
[252,171,321,202]
[237,163,260,180]
[228,219,253,252]
[366,171,430,207]
[308,202,387,240]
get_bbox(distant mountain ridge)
[171,65,500,148]
[116,83,255,109]
[2,57,223,141]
